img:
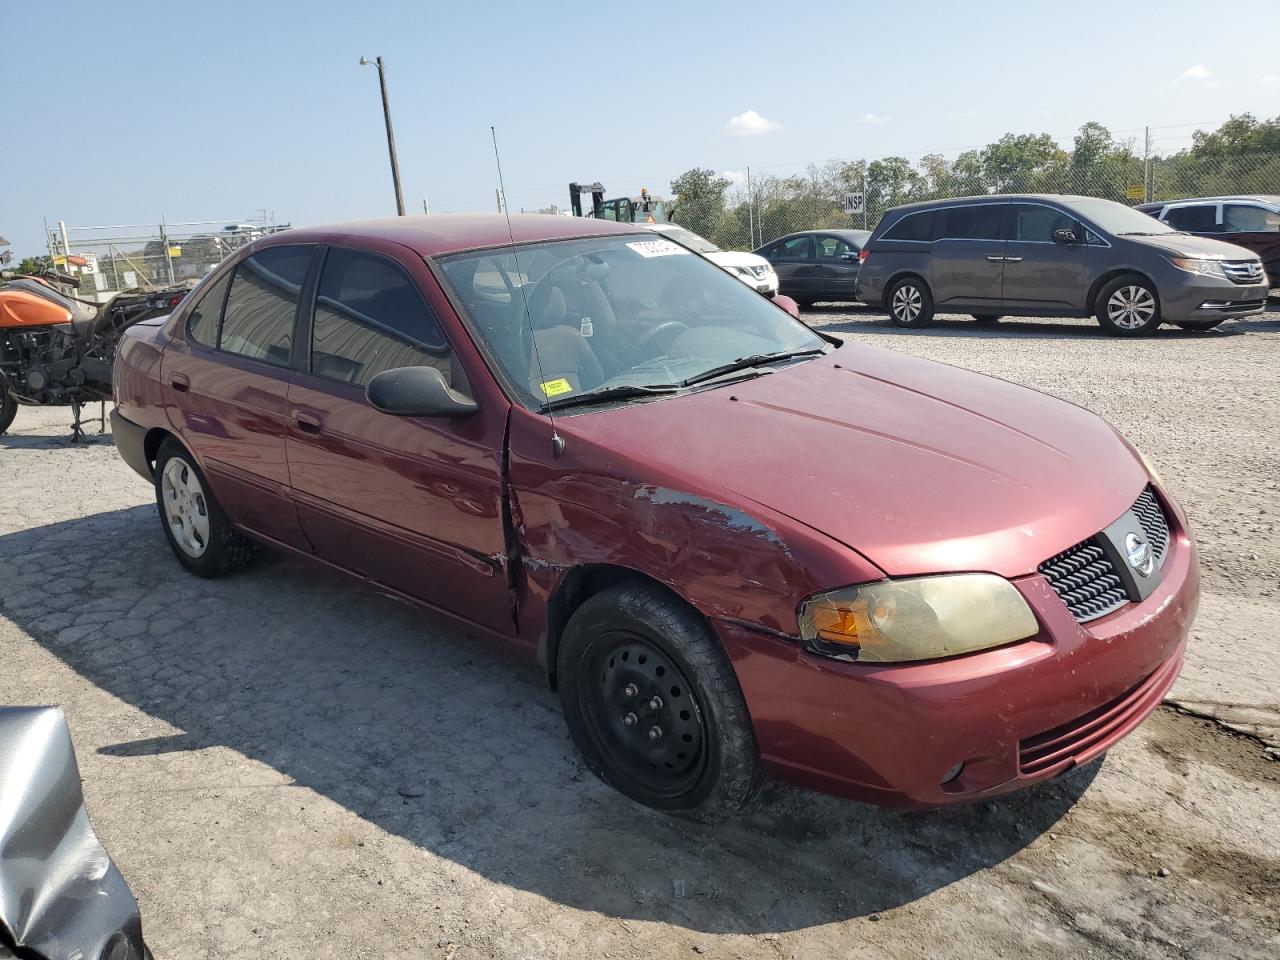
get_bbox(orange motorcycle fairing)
[0,289,73,330]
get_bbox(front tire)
[1096,275,1161,336]
[154,438,257,578]
[887,277,935,327]
[0,389,16,436]
[557,581,761,819]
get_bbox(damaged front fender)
[0,707,148,960]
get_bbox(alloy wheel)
[892,284,923,323]
[1106,285,1156,330]
[161,458,210,558]
[580,633,707,798]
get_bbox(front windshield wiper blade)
[1117,231,1178,236]
[540,382,681,412]
[682,349,826,387]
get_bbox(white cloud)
[723,110,781,136]
[860,112,891,124]
[1263,74,1280,86]
[1177,64,1211,82]
[719,169,747,186]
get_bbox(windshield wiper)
[682,349,826,387]
[1118,231,1177,236]
[541,382,681,412]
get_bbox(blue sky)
[4,0,1279,256]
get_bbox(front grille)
[1038,486,1171,623]
[1019,662,1169,776]
[1038,541,1128,622]
[1221,259,1265,285]
[1131,486,1170,568]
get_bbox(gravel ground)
[1,307,1278,959]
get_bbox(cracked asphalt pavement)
[1,307,1278,958]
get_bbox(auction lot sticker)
[626,239,691,258]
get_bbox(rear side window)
[882,210,935,242]
[1012,204,1077,242]
[940,205,1006,240]
[1164,205,1218,232]
[186,272,231,347]
[1223,204,1280,233]
[219,246,313,366]
[311,247,451,387]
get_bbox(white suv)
[642,223,779,295]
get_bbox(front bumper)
[717,492,1200,808]
[110,407,153,481]
[1160,276,1269,322]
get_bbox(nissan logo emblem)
[1124,531,1154,577]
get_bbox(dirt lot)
[1,308,1278,959]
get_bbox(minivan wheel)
[971,314,1002,324]
[154,438,257,578]
[1096,275,1161,336]
[887,277,935,327]
[557,581,761,820]
[0,390,17,436]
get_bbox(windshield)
[1067,197,1178,236]
[437,234,825,411]
[654,226,721,254]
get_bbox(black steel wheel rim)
[578,631,708,798]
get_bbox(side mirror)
[366,366,477,417]
[771,293,802,319]
[1051,228,1079,245]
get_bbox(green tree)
[669,168,730,239]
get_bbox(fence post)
[160,219,176,285]
[746,166,755,249]
[1143,126,1152,202]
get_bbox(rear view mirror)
[1052,228,1079,245]
[366,366,477,417]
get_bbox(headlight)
[798,574,1039,663]
[1170,257,1227,279]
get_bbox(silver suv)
[855,194,1269,335]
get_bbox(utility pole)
[359,56,406,216]
[1143,126,1152,203]
[495,188,504,213]
[746,166,755,249]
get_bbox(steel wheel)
[1106,285,1157,330]
[160,457,210,558]
[580,632,708,799]
[891,284,923,323]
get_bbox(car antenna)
[491,125,566,458]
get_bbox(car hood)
[1129,232,1261,260]
[563,346,1148,579]
[706,251,773,270]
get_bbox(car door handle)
[292,410,323,435]
[986,255,1006,262]
[169,373,190,393]
[1003,256,1024,263]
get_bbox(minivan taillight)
[858,248,870,263]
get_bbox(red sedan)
[111,214,1199,816]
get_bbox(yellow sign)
[168,246,182,257]
[1125,185,1145,201]
[539,378,572,397]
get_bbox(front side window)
[816,236,855,259]
[186,271,231,347]
[438,234,827,410]
[778,235,813,259]
[939,205,1007,241]
[1012,204,1077,242]
[311,248,451,387]
[219,246,312,365]
[1223,204,1280,233]
[882,211,935,242]
[1164,205,1219,233]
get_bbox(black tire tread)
[0,389,17,436]
[560,580,762,820]
[155,438,258,578]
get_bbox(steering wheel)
[639,320,689,354]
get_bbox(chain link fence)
[54,218,287,301]
[671,147,1280,251]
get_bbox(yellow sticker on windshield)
[540,378,573,397]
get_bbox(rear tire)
[154,438,257,578]
[887,277,935,327]
[557,581,761,820]
[1174,319,1226,331]
[1096,275,1162,336]
[971,314,1002,323]
[0,389,16,436]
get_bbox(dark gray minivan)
[855,194,1269,335]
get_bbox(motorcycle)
[0,271,190,440]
